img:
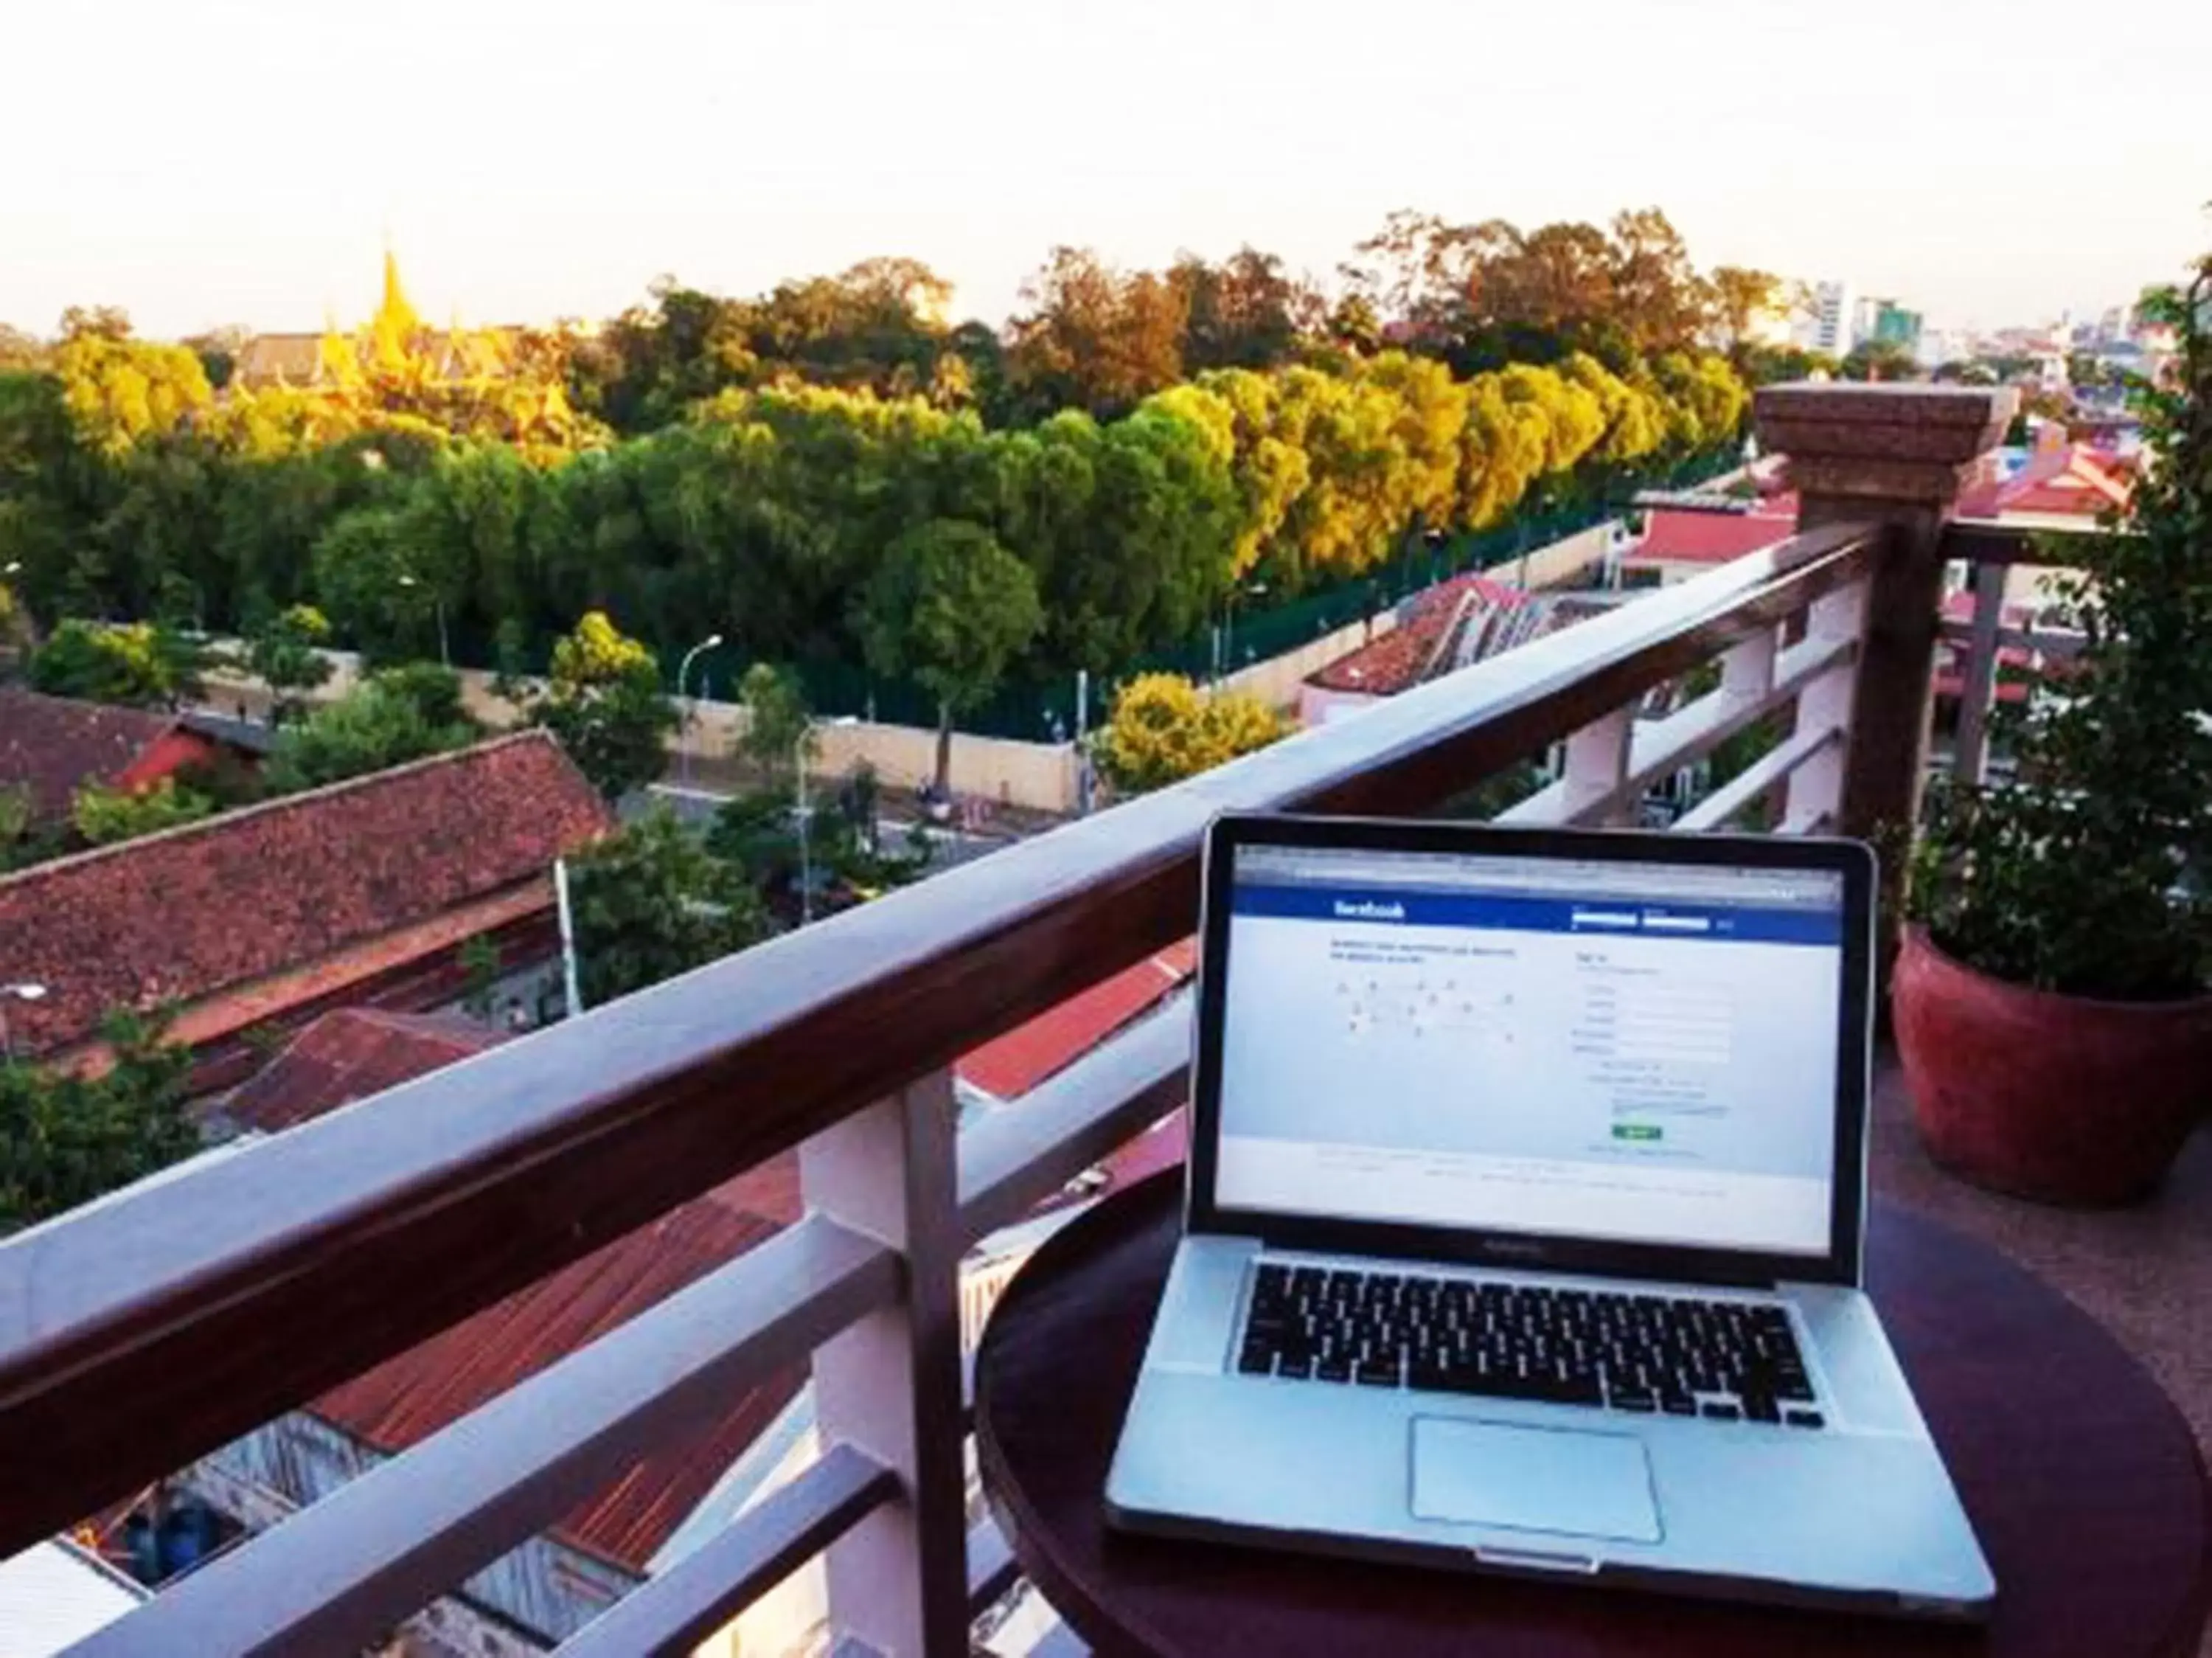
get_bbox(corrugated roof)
[0,1539,146,1655]
[0,688,176,825]
[956,941,1197,1100]
[226,1007,804,1571]
[220,1008,507,1134]
[313,1186,801,1569]
[0,731,615,1056]
[229,931,1204,1569]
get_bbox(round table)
[975,1172,2212,1658]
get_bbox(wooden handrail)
[0,521,1878,1555]
[1943,518,2118,567]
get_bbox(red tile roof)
[1628,498,1799,566]
[1307,576,1529,696]
[957,940,1197,1100]
[220,1008,507,1134]
[0,731,615,1057]
[1955,445,2130,520]
[0,688,177,824]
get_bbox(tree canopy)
[0,1012,197,1235]
[1094,673,1293,795]
[532,611,678,800]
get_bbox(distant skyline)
[5,0,2208,343]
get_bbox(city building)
[0,730,614,1086]
[1870,299,1923,353]
[1798,280,1854,355]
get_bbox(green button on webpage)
[1612,1124,1663,1142]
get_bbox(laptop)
[1105,814,1994,1620]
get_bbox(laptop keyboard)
[1236,1263,1823,1428]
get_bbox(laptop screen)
[1212,842,1848,1257]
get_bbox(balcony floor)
[1871,1056,2212,1655]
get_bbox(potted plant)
[1893,253,2212,1204]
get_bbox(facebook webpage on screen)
[1213,846,1846,1255]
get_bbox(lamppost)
[1221,580,1268,684]
[676,633,724,794]
[796,715,859,925]
[1,982,48,1064]
[394,575,449,667]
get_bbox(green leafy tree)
[1094,672,1292,794]
[458,936,503,1019]
[533,611,678,800]
[737,662,813,784]
[855,519,1043,795]
[70,777,218,846]
[0,1011,198,1235]
[245,603,335,722]
[1837,339,1920,384]
[265,663,478,793]
[27,619,204,707]
[566,808,769,1005]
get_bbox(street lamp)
[676,633,725,794]
[796,715,860,925]
[1,982,48,1064]
[1220,580,1269,684]
[394,575,449,667]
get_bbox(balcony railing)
[0,385,2026,1657]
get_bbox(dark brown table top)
[975,1171,2212,1658]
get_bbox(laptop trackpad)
[1410,1416,1662,1543]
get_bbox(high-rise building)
[1797,280,1854,355]
[1871,301,1923,353]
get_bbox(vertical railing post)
[1754,384,2016,844]
[1951,558,2007,788]
[1561,708,1634,826]
[802,1072,969,1658]
[1783,580,1869,832]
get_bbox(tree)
[27,620,204,707]
[533,611,678,800]
[1004,248,1189,420]
[70,777,218,846]
[265,663,478,793]
[1838,338,1921,384]
[0,1011,198,1235]
[50,325,213,455]
[1172,248,1315,373]
[565,808,768,1006]
[458,936,502,1020]
[855,519,1043,795]
[1708,267,1786,359]
[1093,673,1291,794]
[244,603,335,722]
[737,661,813,783]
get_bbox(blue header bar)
[1231,884,1841,946]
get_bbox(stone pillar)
[1753,384,2017,844]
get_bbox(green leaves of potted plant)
[1893,254,2212,1204]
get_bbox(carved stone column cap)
[1755,382,2019,506]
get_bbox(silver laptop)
[1106,815,1994,1620]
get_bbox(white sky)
[4,0,2208,341]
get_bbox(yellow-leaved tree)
[1095,673,1291,796]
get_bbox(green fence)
[672,445,1745,744]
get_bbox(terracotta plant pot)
[1892,928,2212,1206]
